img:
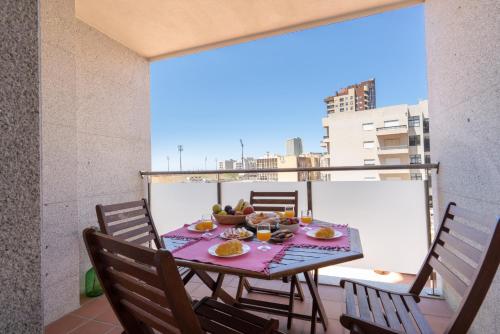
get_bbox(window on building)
[364,159,376,165]
[363,141,375,149]
[362,122,374,131]
[424,137,430,151]
[384,120,400,127]
[340,108,344,112]
[408,115,420,127]
[409,135,421,146]
[410,173,423,180]
[423,118,430,133]
[410,154,422,164]
[425,155,431,163]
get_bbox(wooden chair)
[95,199,194,284]
[83,228,280,334]
[236,190,304,330]
[250,191,299,217]
[339,202,500,334]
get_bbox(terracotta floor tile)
[425,315,450,334]
[104,326,124,334]
[45,314,88,334]
[71,296,109,319]
[94,308,120,325]
[419,297,454,317]
[69,320,114,334]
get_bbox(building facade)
[324,79,376,114]
[218,159,237,170]
[286,137,303,156]
[321,100,430,180]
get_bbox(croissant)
[215,240,243,256]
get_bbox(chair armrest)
[340,314,401,334]
[340,278,420,302]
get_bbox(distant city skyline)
[151,5,427,171]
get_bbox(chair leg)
[242,277,252,292]
[294,275,305,301]
[236,276,245,301]
[287,275,297,329]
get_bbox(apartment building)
[234,157,257,170]
[321,100,430,181]
[255,154,322,181]
[218,159,237,170]
[324,79,376,114]
[286,137,303,156]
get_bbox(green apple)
[212,204,222,214]
[218,210,227,215]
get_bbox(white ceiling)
[75,0,421,60]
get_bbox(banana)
[235,199,245,212]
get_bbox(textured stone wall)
[425,0,500,332]
[40,0,150,324]
[0,1,42,332]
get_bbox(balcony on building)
[377,144,409,155]
[376,124,408,136]
[4,1,498,334]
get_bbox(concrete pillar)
[0,1,42,332]
[425,0,500,332]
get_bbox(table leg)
[193,270,236,305]
[304,269,328,333]
[211,273,225,300]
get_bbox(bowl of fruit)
[279,217,300,233]
[212,199,255,225]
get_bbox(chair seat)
[340,279,433,334]
[194,297,279,334]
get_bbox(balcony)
[376,125,408,136]
[377,144,409,155]
[4,0,499,333]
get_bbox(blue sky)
[150,5,427,171]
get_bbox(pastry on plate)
[315,226,335,238]
[215,239,243,256]
[195,221,214,231]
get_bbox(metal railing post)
[147,176,152,213]
[217,173,222,204]
[424,168,440,296]
[307,180,313,212]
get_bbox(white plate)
[219,230,254,240]
[187,223,218,233]
[208,243,251,258]
[306,229,343,240]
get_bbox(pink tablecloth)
[282,223,350,251]
[173,238,284,274]
[162,222,351,274]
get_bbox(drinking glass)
[301,210,313,231]
[200,214,214,237]
[256,223,271,251]
[284,206,295,218]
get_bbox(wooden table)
[165,227,363,333]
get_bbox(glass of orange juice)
[257,223,272,251]
[301,210,313,231]
[284,206,295,218]
[200,214,214,237]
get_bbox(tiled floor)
[45,275,453,334]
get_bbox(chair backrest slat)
[433,244,476,281]
[250,191,299,216]
[83,228,203,334]
[410,202,500,334]
[96,198,163,249]
[106,268,169,307]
